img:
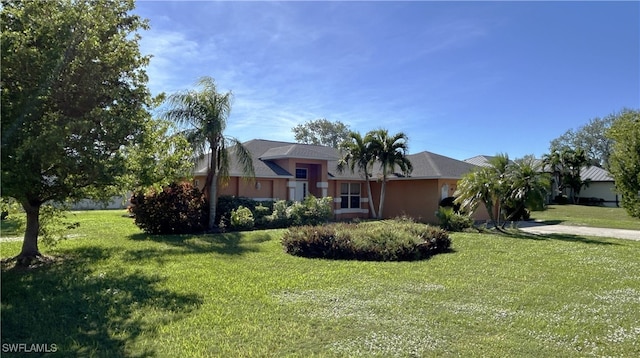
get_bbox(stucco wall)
[579,182,619,207]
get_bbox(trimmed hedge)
[282,218,451,261]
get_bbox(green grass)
[530,204,640,230]
[2,210,640,357]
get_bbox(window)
[295,168,308,179]
[340,183,361,209]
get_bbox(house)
[578,166,618,207]
[463,155,619,207]
[193,139,485,223]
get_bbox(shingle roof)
[405,151,478,179]
[195,139,478,180]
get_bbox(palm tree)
[162,76,255,230]
[454,153,510,228]
[503,155,551,225]
[455,166,500,228]
[336,131,377,218]
[368,129,413,219]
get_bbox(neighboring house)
[463,155,619,207]
[194,139,485,223]
[578,166,619,207]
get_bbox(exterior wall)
[70,195,129,210]
[579,182,619,207]
[330,179,371,220]
[369,179,441,223]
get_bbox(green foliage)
[131,183,207,234]
[367,129,413,219]
[119,119,194,194]
[292,118,351,148]
[1,0,151,259]
[162,76,255,230]
[286,195,333,226]
[38,205,80,247]
[230,206,255,231]
[456,154,550,227]
[543,147,590,203]
[606,108,640,218]
[282,219,450,261]
[550,114,616,169]
[436,206,473,232]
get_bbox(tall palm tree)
[162,76,255,230]
[368,129,413,219]
[336,131,377,218]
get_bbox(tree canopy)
[606,108,640,218]
[1,0,151,264]
[550,115,615,169]
[292,118,351,148]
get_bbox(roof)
[405,151,478,179]
[463,155,497,167]
[581,166,614,182]
[195,139,478,180]
[464,155,614,182]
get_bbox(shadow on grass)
[128,231,272,257]
[1,246,203,357]
[503,230,620,246]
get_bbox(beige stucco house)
[194,139,484,224]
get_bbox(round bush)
[131,182,207,234]
[282,219,451,261]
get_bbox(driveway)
[517,221,640,241]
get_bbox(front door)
[295,181,308,202]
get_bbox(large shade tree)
[368,129,413,219]
[1,0,151,265]
[162,76,255,230]
[606,108,640,218]
[336,131,377,218]
[292,118,351,148]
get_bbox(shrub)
[286,195,333,226]
[131,182,207,234]
[282,219,451,261]
[436,206,474,231]
[439,196,462,213]
[230,206,255,231]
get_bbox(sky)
[134,0,639,161]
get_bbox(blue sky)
[135,1,639,161]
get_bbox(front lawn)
[2,210,639,357]
[530,204,640,230]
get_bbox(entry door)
[295,181,308,202]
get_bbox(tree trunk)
[378,180,386,219]
[17,201,42,266]
[209,172,218,231]
[364,174,377,219]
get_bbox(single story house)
[194,139,486,223]
[463,155,619,207]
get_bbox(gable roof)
[195,139,477,180]
[581,166,614,182]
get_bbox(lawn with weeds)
[2,210,639,357]
[530,204,640,230]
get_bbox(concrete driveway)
[517,221,640,241]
